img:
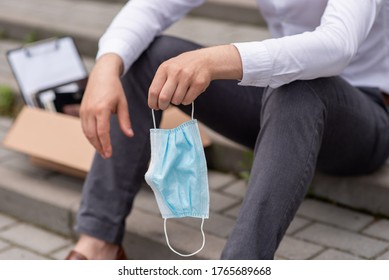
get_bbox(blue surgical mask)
[144,103,209,257]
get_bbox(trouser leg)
[221,77,389,259]
[75,58,154,243]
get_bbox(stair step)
[0,0,270,58]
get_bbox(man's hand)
[80,54,134,159]
[148,44,243,110]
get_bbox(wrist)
[94,53,124,77]
[205,45,243,80]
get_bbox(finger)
[148,69,167,110]
[158,79,178,110]
[171,81,189,106]
[96,109,112,158]
[82,113,105,157]
[181,86,202,105]
[117,97,134,137]
[182,78,209,105]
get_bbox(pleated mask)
[144,103,209,257]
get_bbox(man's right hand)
[80,53,134,159]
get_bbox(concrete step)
[73,0,264,25]
[0,0,270,58]
[311,164,389,217]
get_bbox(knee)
[123,35,200,84]
[261,78,337,119]
[264,77,344,107]
[146,35,201,64]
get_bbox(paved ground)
[1,0,389,260]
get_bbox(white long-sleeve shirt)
[97,0,389,93]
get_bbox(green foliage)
[238,150,254,181]
[0,85,15,116]
[23,31,38,44]
[0,28,7,39]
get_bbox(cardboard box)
[3,107,94,178]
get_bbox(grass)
[0,84,18,117]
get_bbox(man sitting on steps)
[66,0,389,259]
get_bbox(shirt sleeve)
[233,0,382,88]
[97,0,206,74]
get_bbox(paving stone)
[376,250,389,260]
[205,212,236,238]
[126,208,226,259]
[0,213,17,230]
[313,249,362,260]
[0,239,10,251]
[0,223,72,255]
[224,204,241,219]
[210,191,239,212]
[297,199,374,231]
[132,187,160,216]
[362,220,389,241]
[177,212,236,238]
[207,171,237,190]
[274,255,287,260]
[286,216,311,235]
[222,179,247,199]
[275,236,323,260]
[296,224,389,258]
[0,247,48,260]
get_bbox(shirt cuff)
[96,38,137,75]
[232,41,273,87]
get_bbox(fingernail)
[128,128,134,136]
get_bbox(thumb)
[117,97,134,137]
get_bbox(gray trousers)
[76,36,389,259]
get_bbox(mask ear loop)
[151,102,195,129]
[151,109,157,129]
[191,102,194,120]
[164,218,205,257]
